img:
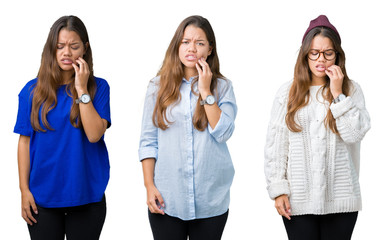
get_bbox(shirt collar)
[182,76,198,83]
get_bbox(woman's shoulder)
[148,76,161,89]
[216,77,234,92]
[216,77,232,85]
[274,80,293,102]
[150,75,161,84]
[19,78,38,97]
[277,80,293,93]
[94,76,109,88]
[349,79,361,92]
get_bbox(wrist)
[20,185,30,193]
[76,89,88,96]
[331,90,343,99]
[144,182,155,189]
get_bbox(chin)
[59,65,73,71]
[318,73,327,78]
[182,62,197,69]
[313,72,326,78]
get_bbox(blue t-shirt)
[14,77,111,208]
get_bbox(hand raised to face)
[196,57,213,97]
[326,65,344,98]
[72,57,90,94]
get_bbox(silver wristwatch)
[76,93,91,104]
[333,93,346,104]
[200,95,216,105]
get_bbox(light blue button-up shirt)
[139,76,237,220]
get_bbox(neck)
[184,67,198,81]
[61,70,74,85]
[311,75,326,86]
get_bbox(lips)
[315,64,326,72]
[185,54,197,61]
[61,58,74,65]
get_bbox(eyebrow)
[57,42,81,45]
[310,48,335,51]
[182,38,207,42]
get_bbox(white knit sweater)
[264,80,370,216]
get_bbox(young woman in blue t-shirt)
[14,15,111,240]
[139,15,237,240]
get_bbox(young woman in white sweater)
[264,15,370,240]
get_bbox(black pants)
[28,195,106,240]
[283,212,358,240]
[148,209,229,240]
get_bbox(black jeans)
[148,209,229,240]
[283,212,358,240]
[28,195,106,240]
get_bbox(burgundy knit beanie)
[302,15,341,43]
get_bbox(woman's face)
[56,29,87,72]
[178,25,212,74]
[307,35,336,82]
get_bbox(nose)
[63,46,72,56]
[188,43,197,52]
[318,52,326,62]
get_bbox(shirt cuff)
[138,147,158,162]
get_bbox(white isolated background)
[0,0,382,239]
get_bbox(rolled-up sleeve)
[138,79,159,161]
[208,79,237,143]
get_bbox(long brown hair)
[285,27,351,134]
[31,15,96,131]
[153,15,223,131]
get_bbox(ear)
[208,46,213,56]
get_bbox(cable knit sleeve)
[330,80,371,144]
[264,82,291,200]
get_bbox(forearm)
[201,91,221,129]
[18,135,31,192]
[79,100,107,143]
[141,158,156,188]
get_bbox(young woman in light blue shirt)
[139,15,237,240]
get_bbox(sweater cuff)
[330,96,354,119]
[267,180,290,200]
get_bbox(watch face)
[206,95,215,105]
[81,94,91,103]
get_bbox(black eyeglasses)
[308,49,338,61]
